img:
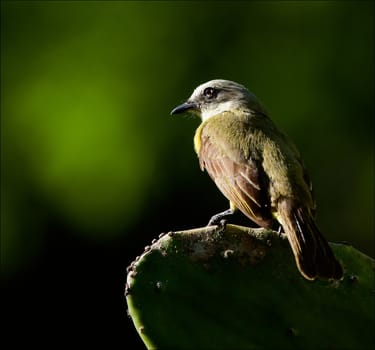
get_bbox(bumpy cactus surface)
[125,225,374,350]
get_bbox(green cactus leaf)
[125,225,375,350]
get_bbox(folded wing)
[198,125,274,228]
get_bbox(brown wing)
[199,128,273,228]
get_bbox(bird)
[171,79,343,281]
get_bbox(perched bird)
[171,79,343,281]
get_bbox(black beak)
[170,102,198,115]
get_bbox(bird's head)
[171,79,266,121]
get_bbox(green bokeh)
[1,1,373,274]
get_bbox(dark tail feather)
[278,199,343,280]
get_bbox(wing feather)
[198,124,273,228]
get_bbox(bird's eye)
[203,87,217,99]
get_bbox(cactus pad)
[125,225,374,350]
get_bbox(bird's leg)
[277,224,286,238]
[207,208,235,227]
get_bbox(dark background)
[1,1,373,348]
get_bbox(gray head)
[171,79,265,121]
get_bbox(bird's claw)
[207,218,227,235]
[277,225,286,238]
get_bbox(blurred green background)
[1,1,373,348]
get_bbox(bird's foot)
[207,208,234,226]
[277,225,286,239]
[207,209,234,235]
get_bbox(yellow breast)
[193,122,205,155]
